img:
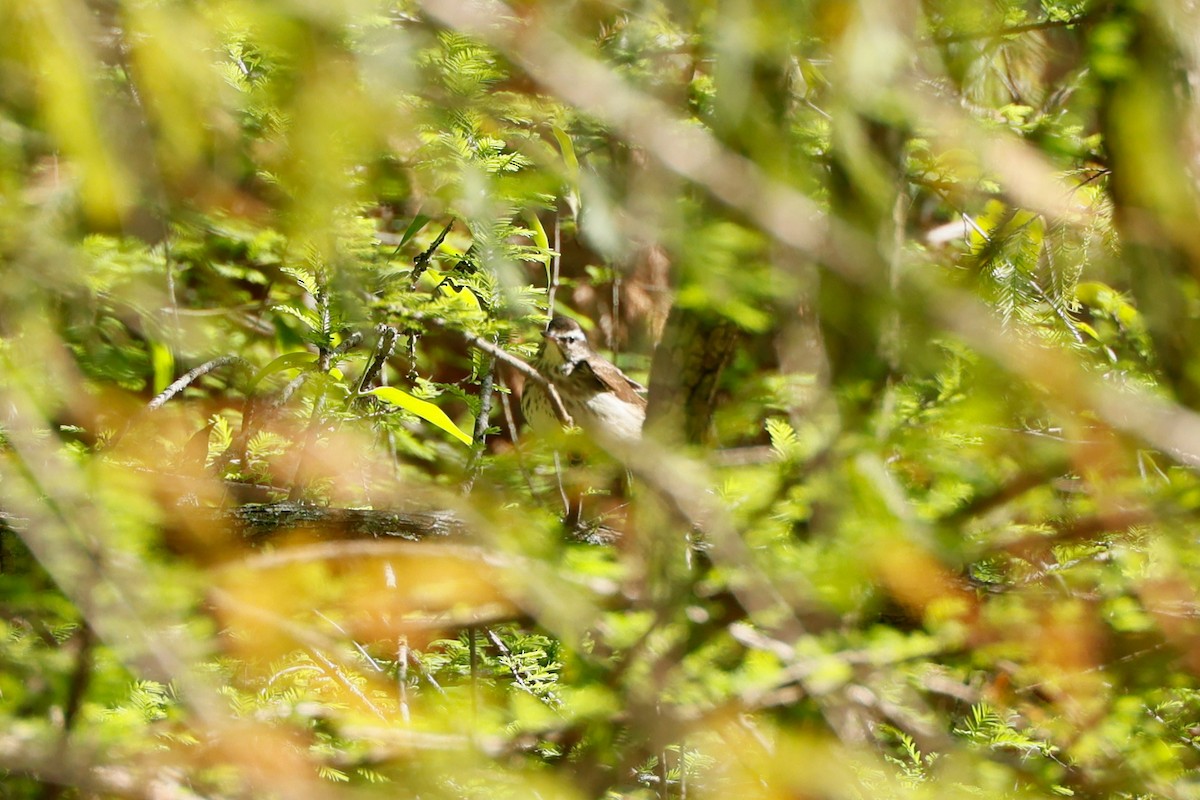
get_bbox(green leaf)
[272,304,319,331]
[552,126,578,178]
[552,126,582,219]
[366,386,474,445]
[281,266,318,296]
[248,351,318,391]
[399,213,432,248]
[766,417,799,460]
[526,211,550,252]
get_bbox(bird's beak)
[540,329,550,339]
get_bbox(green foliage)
[6,1,1200,799]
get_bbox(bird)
[521,315,646,446]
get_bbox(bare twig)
[498,375,522,446]
[103,355,250,451]
[404,330,419,383]
[356,325,399,395]
[418,315,574,426]
[307,646,390,722]
[923,14,1092,46]
[276,330,364,407]
[498,377,541,500]
[463,354,496,494]
[485,627,561,706]
[397,636,411,724]
[315,273,333,371]
[469,626,479,724]
[208,588,389,720]
[145,355,248,412]
[315,610,386,673]
[546,212,562,315]
[410,221,454,290]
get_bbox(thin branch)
[463,354,496,494]
[418,315,574,426]
[207,587,390,721]
[276,330,364,407]
[397,636,411,724]
[405,330,419,383]
[145,355,248,412]
[356,325,399,395]
[290,402,328,503]
[103,355,250,451]
[409,648,447,696]
[315,270,333,372]
[923,14,1092,46]
[497,374,541,498]
[307,646,390,722]
[315,610,386,673]
[469,626,479,725]
[410,220,454,290]
[281,321,365,501]
[484,627,560,706]
[546,211,562,315]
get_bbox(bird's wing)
[580,358,648,409]
[622,373,648,394]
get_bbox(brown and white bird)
[521,316,646,445]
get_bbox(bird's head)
[541,315,590,365]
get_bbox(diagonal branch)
[416,315,573,426]
[146,355,250,411]
[923,14,1093,46]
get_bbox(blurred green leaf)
[248,351,318,391]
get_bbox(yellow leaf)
[438,280,482,312]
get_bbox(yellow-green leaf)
[150,340,174,394]
[552,125,578,178]
[1075,321,1100,341]
[526,211,550,252]
[437,277,483,312]
[366,386,474,445]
